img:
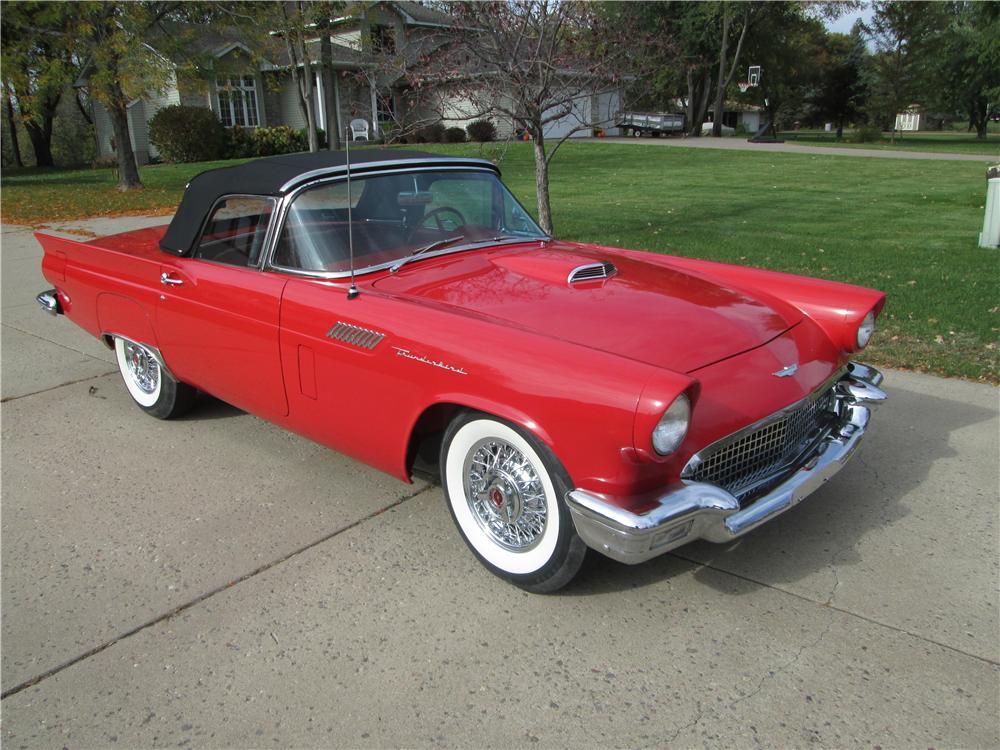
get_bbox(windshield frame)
[263,165,549,280]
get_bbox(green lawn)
[2,142,997,381]
[779,128,1000,156]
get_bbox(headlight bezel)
[856,310,876,349]
[652,392,691,456]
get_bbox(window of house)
[370,24,395,54]
[217,76,260,128]
[375,89,395,124]
[196,196,274,267]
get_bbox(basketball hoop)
[738,81,750,94]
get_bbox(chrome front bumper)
[566,363,886,565]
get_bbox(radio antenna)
[345,125,359,300]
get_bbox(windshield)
[272,169,545,275]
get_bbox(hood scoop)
[489,250,619,286]
[568,261,617,284]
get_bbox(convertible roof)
[159,149,499,256]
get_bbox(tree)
[57,2,192,189]
[0,2,75,167]
[808,27,867,138]
[412,1,650,234]
[862,0,947,142]
[4,86,25,168]
[927,2,999,140]
[709,2,758,137]
[741,4,828,136]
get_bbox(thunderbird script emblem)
[772,363,799,378]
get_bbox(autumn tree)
[0,2,75,167]
[412,1,651,234]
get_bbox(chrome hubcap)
[464,438,547,551]
[124,342,159,394]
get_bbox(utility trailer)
[617,111,686,137]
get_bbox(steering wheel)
[419,206,466,232]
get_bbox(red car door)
[154,197,289,420]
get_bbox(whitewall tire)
[113,337,195,419]
[441,413,587,593]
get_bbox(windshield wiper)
[389,234,465,273]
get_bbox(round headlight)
[652,393,690,455]
[856,310,876,349]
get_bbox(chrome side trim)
[326,321,384,349]
[277,156,499,193]
[102,332,178,383]
[36,289,62,315]
[565,364,886,565]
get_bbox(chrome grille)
[685,389,837,503]
[568,262,616,283]
[325,322,384,349]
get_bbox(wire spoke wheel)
[442,413,587,593]
[464,437,548,551]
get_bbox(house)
[82,1,621,164]
[894,104,923,132]
[83,2,454,165]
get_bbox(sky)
[824,2,875,35]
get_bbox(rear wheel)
[441,413,587,593]
[113,337,195,419]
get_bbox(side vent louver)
[568,262,617,284]
[326,322,384,349]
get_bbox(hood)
[372,241,802,373]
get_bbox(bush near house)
[148,105,227,163]
[414,123,446,143]
[444,126,466,143]
[466,119,497,142]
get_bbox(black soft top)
[159,149,499,255]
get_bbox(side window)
[195,196,274,268]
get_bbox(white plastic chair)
[350,118,370,141]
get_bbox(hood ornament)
[772,363,799,378]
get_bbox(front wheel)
[441,413,587,593]
[113,337,195,419]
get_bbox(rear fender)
[96,293,160,351]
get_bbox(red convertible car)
[36,149,886,592]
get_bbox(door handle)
[160,272,184,286]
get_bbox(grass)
[0,158,252,225]
[2,142,997,381]
[779,128,1000,156]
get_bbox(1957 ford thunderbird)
[36,149,887,592]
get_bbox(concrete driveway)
[2,217,998,748]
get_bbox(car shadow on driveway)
[172,393,246,421]
[564,382,997,597]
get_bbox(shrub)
[467,119,497,142]
[250,125,308,156]
[225,125,256,159]
[298,127,325,148]
[413,122,446,143]
[148,105,226,163]
[444,126,466,143]
[850,124,883,143]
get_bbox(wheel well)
[406,403,463,481]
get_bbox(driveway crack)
[0,484,432,700]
